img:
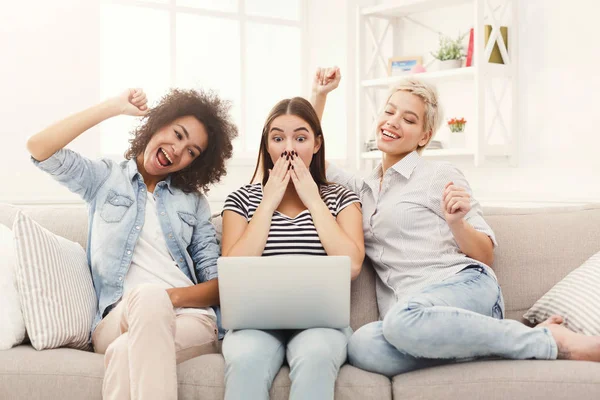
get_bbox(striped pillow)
[12,211,97,351]
[524,250,600,335]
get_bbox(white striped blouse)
[327,151,498,319]
[222,183,361,256]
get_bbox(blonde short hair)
[385,77,443,153]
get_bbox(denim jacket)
[33,149,221,334]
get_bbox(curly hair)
[124,89,238,194]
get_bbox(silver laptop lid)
[218,255,351,330]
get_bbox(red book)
[466,28,474,67]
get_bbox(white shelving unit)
[356,0,518,169]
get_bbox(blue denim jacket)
[33,149,222,335]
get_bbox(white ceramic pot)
[439,59,462,70]
[448,130,466,148]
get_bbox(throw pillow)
[0,223,26,350]
[12,211,97,350]
[524,250,600,335]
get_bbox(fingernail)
[286,155,289,160]
[287,164,291,170]
[281,152,285,157]
[291,166,294,170]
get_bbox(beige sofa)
[1,202,600,399]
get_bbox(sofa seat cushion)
[177,355,392,400]
[393,359,600,400]
[0,345,104,399]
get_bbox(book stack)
[364,139,378,152]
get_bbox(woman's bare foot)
[538,315,600,361]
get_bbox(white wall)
[368,0,600,206]
[3,0,600,209]
[1,1,102,204]
[0,0,349,211]
[472,0,600,205]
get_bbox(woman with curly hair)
[27,87,238,400]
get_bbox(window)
[100,0,305,159]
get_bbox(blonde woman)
[313,67,600,377]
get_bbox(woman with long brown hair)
[220,96,364,399]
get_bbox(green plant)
[431,33,467,61]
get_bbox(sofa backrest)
[0,203,88,248]
[485,204,600,321]
[3,202,599,328]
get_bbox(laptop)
[218,255,351,330]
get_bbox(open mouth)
[381,129,400,140]
[156,148,173,167]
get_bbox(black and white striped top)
[222,183,360,256]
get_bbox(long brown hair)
[250,97,327,187]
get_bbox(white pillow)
[0,223,26,350]
[524,250,600,335]
[13,211,97,351]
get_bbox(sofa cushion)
[524,249,600,335]
[13,211,96,351]
[177,354,392,400]
[0,203,88,249]
[0,345,104,400]
[485,204,600,319]
[1,346,392,400]
[350,258,379,331]
[393,359,600,400]
[0,223,26,350]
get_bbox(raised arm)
[310,66,341,121]
[27,89,148,161]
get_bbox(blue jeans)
[348,266,558,377]
[222,327,352,400]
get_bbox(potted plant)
[447,117,467,148]
[448,117,467,133]
[431,33,467,70]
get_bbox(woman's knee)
[287,328,348,370]
[125,284,174,319]
[223,330,284,375]
[382,303,423,350]
[104,334,129,367]
[347,323,383,368]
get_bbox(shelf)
[356,0,517,168]
[361,149,474,160]
[362,0,473,18]
[362,67,475,88]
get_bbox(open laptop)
[218,255,351,330]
